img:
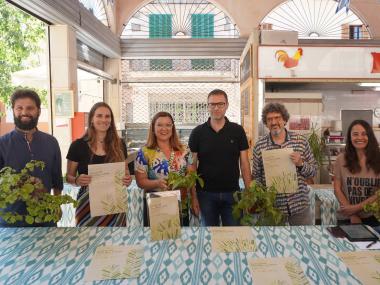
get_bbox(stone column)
[49,25,77,172]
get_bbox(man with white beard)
[252,102,317,225]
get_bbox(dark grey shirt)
[0,129,63,226]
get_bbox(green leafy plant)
[364,190,380,222]
[232,181,284,226]
[0,160,77,224]
[167,171,204,190]
[0,0,48,106]
[306,124,325,167]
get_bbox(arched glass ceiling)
[79,0,109,27]
[121,0,239,39]
[261,0,371,39]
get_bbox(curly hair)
[84,102,125,163]
[11,89,41,109]
[261,102,290,124]
[344,119,380,174]
[146,112,184,151]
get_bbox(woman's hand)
[339,204,361,217]
[75,174,91,187]
[122,174,132,187]
[350,215,362,224]
[156,178,168,190]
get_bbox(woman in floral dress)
[135,111,195,226]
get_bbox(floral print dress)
[135,146,193,225]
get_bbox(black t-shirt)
[66,137,133,174]
[189,117,249,192]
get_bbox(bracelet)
[74,175,79,186]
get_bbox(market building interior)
[1,0,380,224]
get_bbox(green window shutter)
[191,14,214,38]
[150,59,173,71]
[149,14,172,38]
[191,59,215,71]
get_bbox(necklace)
[168,150,175,171]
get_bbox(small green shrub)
[0,160,77,224]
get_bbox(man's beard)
[270,126,283,137]
[14,115,39,130]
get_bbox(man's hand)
[30,177,45,198]
[290,152,303,167]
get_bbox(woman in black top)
[66,102,132,226]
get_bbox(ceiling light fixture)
[358,83,380,87]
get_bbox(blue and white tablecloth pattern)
[126,181,144,227]
[314,189,340,226]
[0,226,362,285]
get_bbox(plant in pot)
[166,171,204,225]
[232,181,284,226]
[305,124,326,184]
[363,190,380,222]
[166,171,204,200]
[0,160,77,225]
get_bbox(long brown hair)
[84,102,125,162]
[146,112,183,151]
[344,119,380,174]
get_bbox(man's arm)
[239,149,251,189]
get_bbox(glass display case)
[320,143,345,184]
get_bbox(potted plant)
[167,171,204,200]
[307,124,325,168]
[232,181,284,226]
[0,160,77,225]
[363,190,380,222]
[305,124,326,184]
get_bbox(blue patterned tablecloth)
[0,226,362,285]
[310,186,339,226]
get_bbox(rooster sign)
[275,48,303,68]
[275,48,303,77]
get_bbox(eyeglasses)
[208,102,226,109]
[156,123,173,129]
[266,115,283,123]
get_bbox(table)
[0,226,362,284]
[310,185,339,226]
